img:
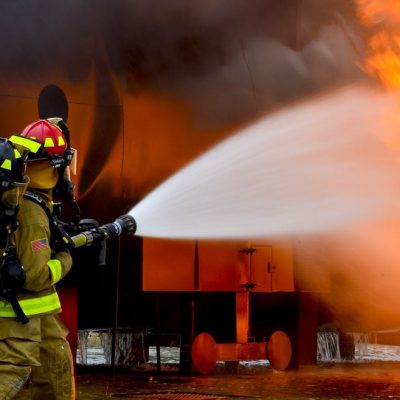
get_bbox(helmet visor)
[1,177,29,208]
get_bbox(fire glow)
[356,0,400,89]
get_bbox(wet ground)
[75,335,400,399]
[75,361,400,400]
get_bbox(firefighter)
[0,135,45,399]
[0,119,77,400]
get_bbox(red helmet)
[21,119,67,157]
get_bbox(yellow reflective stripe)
[44,137,55,148]
[57,135,65,146]
[14,149,21,159]
[9,135,42,153]
[48,259,62,284]
[0,292,61,317]
[1,159,11,170]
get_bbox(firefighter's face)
[27,160,58,189]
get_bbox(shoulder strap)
[23,191,58,240]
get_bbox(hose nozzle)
[99,214,137,239]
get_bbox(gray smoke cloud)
[167,23,365,127]
[0,0,367,127]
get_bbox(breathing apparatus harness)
[0,221,29,324]
[23,190,61,248]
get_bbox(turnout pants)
[0,315,74,400]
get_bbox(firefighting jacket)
[0,191,72,318]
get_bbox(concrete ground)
[75,362,400,400]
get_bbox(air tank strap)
[23,191,59,242]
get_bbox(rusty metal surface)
[142,239,249,292]
[142,239,298,293]
[143,239,196,291]
[235,293,250,344]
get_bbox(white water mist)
[130,84,400,239]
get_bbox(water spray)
[130,85,400,239]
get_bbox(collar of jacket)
[25,189,54,212]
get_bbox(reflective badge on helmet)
[31,238,49,251]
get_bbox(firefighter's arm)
[14,222,73,292]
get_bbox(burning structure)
[1,0,400,373]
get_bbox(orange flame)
[364,32,400,88]
[356,0,400,88]
[355,0,400,26]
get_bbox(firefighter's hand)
[1,254,26,292]
[52,239,71,256]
